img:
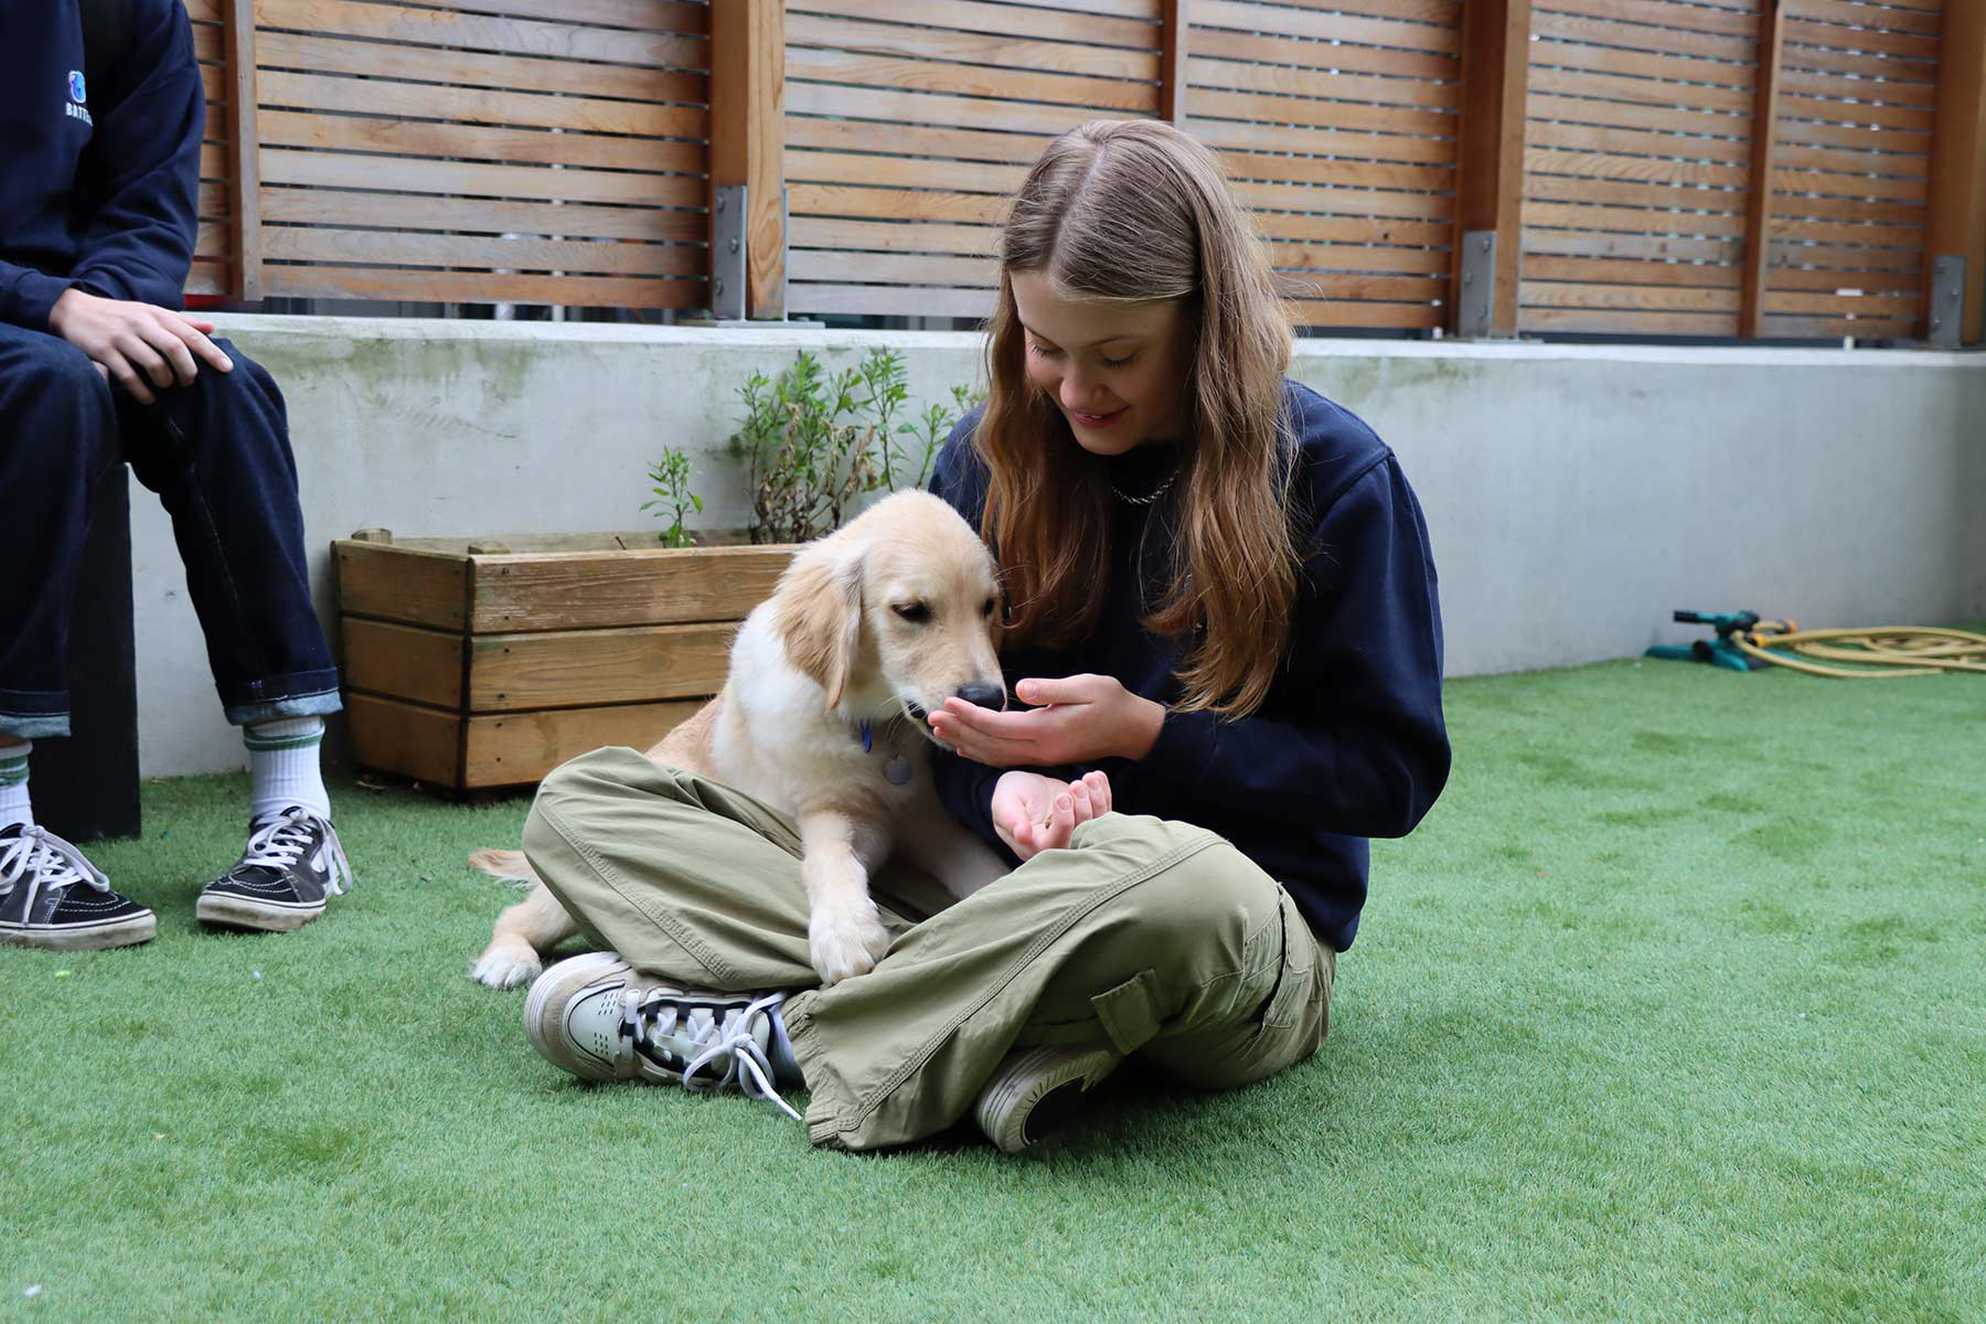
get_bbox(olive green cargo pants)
[521,746,1333,1151]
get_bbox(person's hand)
[48,288,231,404]
[929,673,1164,767]
[991,769,1113,861]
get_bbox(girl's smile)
[1069,404,1128,429]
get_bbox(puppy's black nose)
[955,681,1005,711]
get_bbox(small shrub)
[641,447,702,548]
[730,348,976,545]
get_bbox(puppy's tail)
[468,848,541,888]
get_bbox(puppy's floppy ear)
[774,543,864,709]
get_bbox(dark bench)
[29,466,143,844]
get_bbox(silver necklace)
[1111,469,1179,506]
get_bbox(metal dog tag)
[883,754,914,786]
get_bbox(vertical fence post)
[710,0,786,320]
[1925,0,1985,347]
[1738,0,1785,340]
[1161,0,1189,125]
[225,0,261,302]
[1452,0,1529,337]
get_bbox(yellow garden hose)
[1733,624,1986,678]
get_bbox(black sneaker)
[195,806,353,933]
[0,822,156,950]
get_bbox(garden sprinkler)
[1649,612,1986,677]
[1645,610,1789,672]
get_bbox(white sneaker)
[523,951,801,1121]
[975,1044,1122,1152]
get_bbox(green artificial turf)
[4,660,1982,1321]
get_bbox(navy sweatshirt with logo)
[0,0,202,331]
[928,382,1451,951]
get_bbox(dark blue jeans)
[0,322,339,739]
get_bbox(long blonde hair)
[976,119,1298,718]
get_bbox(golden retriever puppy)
[469,490,1013,989]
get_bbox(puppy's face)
[776,491,1005,742]
[859,514,1004,739]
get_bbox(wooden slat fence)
[172,0,1984,343]
[238,0,710,308]
[1521,0,1763,338]
[1761,0,1942,339]
[186,0,232,297]
[1184,0,1460,331]
[783,0,1164,321]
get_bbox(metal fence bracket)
[1457,230,1496,339]
[778,184,790,318]
[1928,255,1965,349]
[711,183,747,322]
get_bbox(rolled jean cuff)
[0,689,72,740]
[222,669,344,728]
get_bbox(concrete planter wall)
[121,316,1985,778]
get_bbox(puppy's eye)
[892,602,931,624]
[980,596,997,619]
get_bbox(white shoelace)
[0,825,111,918]
[627,991,803,1123]
[238,806,354,896]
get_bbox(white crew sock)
[244,718,331,822]
[0,743,31,830]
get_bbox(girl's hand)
[930,673,1165,767]
[991,770,1113,861]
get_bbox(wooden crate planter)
[332,532,794,791]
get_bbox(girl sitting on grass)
[512,119,1451,1153]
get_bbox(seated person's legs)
[117,339,351,931]
[513,755,1326,1154]
[122,340,338,739]
[0,325,155,949]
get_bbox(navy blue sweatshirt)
[928,381,1451,951]
[1,0,203,331]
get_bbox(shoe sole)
[0,911,157,951]
[195,893,325,932]
[523,950,632,1082]
[975,1044,1121,1154]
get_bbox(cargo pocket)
[1091,968,1166,1055]
[1259,893,1314,1030]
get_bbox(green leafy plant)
[730,348,977,545]
[913,383,982,488]
[641,447,703,548]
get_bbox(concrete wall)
[128,316,1985,776]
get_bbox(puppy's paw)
[808,899,892,986]
[470,939,543,990]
